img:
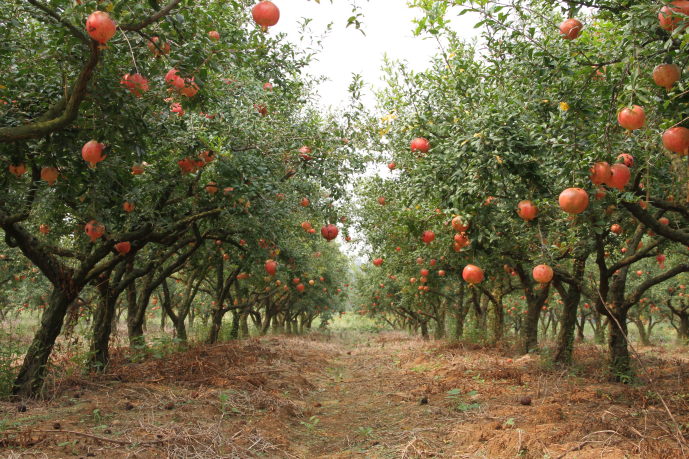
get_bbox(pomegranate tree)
[388,162,396,171]
[617,153,634,167]
[558,188,589,214]
[299,146,312,161]
[611,224,622,235]
[148,37,170,55]
[86,11,116,45]
[115,242,131,254]
[451,216,469,232]
[81,140,106,167]
[373,258,383,267]
[123,202,135,213]
[301,222,312,231]
[206,182,218,195]
[300,198,309,207]
[208,31,220,41]
[265,260,277,276]
[252,1,280,32]
[662,127,689,155]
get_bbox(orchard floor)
[1,332,689,459]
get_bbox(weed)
[446,388,480,413]
[301,416,320,435]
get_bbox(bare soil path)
[0,332,685,458]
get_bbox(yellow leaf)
[448,52,456,58]
[459,68,465,73]
[0,85,5,89]
[106,2,114,11]
[560,102,570,111]
[453,117,458,123]
[496,155,502,164]
[461,139,471,146]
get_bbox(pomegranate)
[147,37,170,55]
[179,78,199,98]
[121,73,149,97]
[463,264,484,284]
[9,163,27,177]
[301,222,312,231]
[637,270,643,276]
[420,269,429,277]
[659,216,670,225]
[296,283,305,293]
[411,138,430,153]
[559,18,583,39]
[388,162,396,171]
[299,146,312,161]
[39,224,49,234]
[657,254,667,263]
[255,104,268,116]
[662,127,689,155]
[379,197,386,205]
[208,31,220,41]
[451,216,469,232]
[321,224,338,242]
[617,105,645,132]
[373,258,383,267]
[81,140,106,167]
[533,264,554,284]
[617,153,634,167]
[422,230,435,244]
[606,163,631,191]
[85,220,105,242]
[589,161,611,185]
[517,200,538,221]
[123,202,135,213]
[454,233,470,247]
[132,164,145,175]
[653,63,681,91]
[659,1,689,31]
[300,198,309,207]
[265,260,277,276]
[115,242,131,254]
[611,224,622,235]
[178,158,195,173]
[165,69,185,91]
[559,188,589,214]
[86,11,116,45]
[170,103,185,116]
[252,1,280,32]
[309,229,316,234]
[206,182,218,195]
[263,82,273,91]
[438,270,445,277]
[41,166,58,185]
[595,187,607,199]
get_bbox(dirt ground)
[1,332,688,458]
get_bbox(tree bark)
[552,256,585,363]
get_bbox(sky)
[270,0,480,109]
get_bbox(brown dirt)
[0,333,687,458]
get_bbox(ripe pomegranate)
[82,140,106,167]
[611,224,622,235]
[659,216,670,225]
[165,69,185,91]
[170,103,185,116]
[559,18,583,39]
[179,77,199,98]
[115,242,131,254]
[379,197,386,205]
[299,146,312,161]
[422,230,435,244]
[388,162,396,171]
[265,260,277,276]
[178,158,195,173]
[420,269,429,277]
[41,166,58,185]
[85,220,105,242]
[86,11,116,45]
[345,236,351,242]
[617,105,645,132]
[463,264,484,285]
[9,163,27,177]
[637,270,643,276]
[252,1,280,32]
[123,202,135,213]
[322,224,338,242]
[533,264,553,283]
[653,63,681,91]
[559,188,589,214]
[309,228,316,234]
[617,153,634,167]
[121,73,149,97]
[296,283,305,293]
[659,1,689,31]
[595,187,606,200]
[411,138,430,153]
[132,164,145,175]
[300,198,309,207]
[39,224,49,234]
[589,162,611,185]
[147,37,170,55]
[255,104,268,116]
[662,127,689,155]
[373,258,383,267]
[438,270,445,277]
[517,200,538,221]
[301,222,311,231]
[206,182,218,195]
[208,31,220,41]
[263,82,273,91]
[451,216,469,232]
[657,254,667,263]
[454,233,470,247]
[606,163,631,191]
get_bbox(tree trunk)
[126,281,145,345]
[608,308,631,381]
[240,310,249,338]
[229,310,240,340]
[679,314,689,343]
[524,282,550,354]
[453,283,467,340]
[552,256,584,363]
[632,317,650,346]
[90,273,118,370]
[420,320,429,340]
[434,301,446,339]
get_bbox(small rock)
[164,402,175,410]
[313,402,322,407]
[17,405,26,413]
[347,351,351,355]
[420,395,428,405]
[520,396,532,406]
[53,422,61,430]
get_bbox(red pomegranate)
[659,1,689,31]
[657,254,667,263]
[263,82,273,91]
[82,140,106,167]
[170,103,185,116]
[559,18,583,39]
[373,258,383,267]
[637,270,643,276]
[85,220,105,242]
[653,63,681,91]
[300,198,309,207]
[321,224,338,242]
[147,37,170,55]
[121,73,149,97]
[379,197,386,205]
[388,162,396,171]
[296,283,305,293]
[617,105,645,132]
[451,216,469,232]
[559,188,589,214]
[41,166,58,185]
[517,200,538,221]
[589,161,612,185]
[345,236,351,242]
[420,269,429,277]
[86,11,116,45]
[178,158,195,173]
[659,216,670,225]
[533,264,554,284]
[255,104,268,116]
[165,69,185,91]
[463,264,484,285]
[309,229,316,234]
[595,186,607,200]
[115,242,131,254]
[132,164,145,175]
[438,270,445,277]
[411,138,430,153]
[265,260,277,276]
[611,224,622,235]
[123,202,135,213]
[39,224,50,234]
[9,163,27,177]
[454,233,470,247]
[606,163,631,191]
[252,1,280,32]
[206,182,218,195]
[422,230,435,244]
[301,222,312,231]
[208,31,220,41]
[617,153,634,167]
[179,78,199,98]
[299,146,312,161]
[662,127,689,155]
